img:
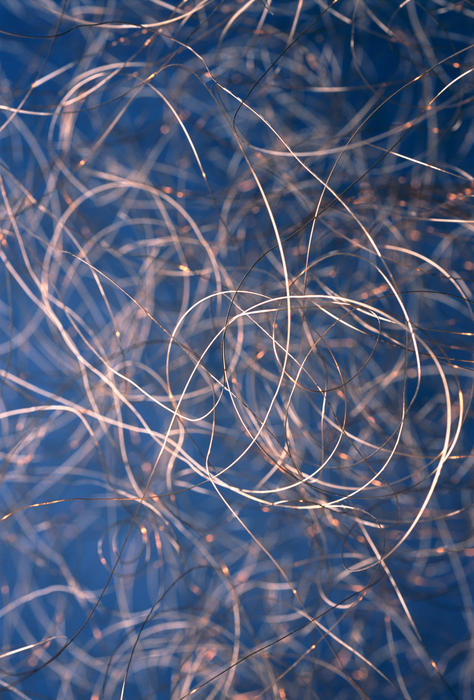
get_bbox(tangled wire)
[0,1,473,698]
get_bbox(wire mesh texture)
[0,1,473,698]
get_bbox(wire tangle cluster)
[0,1,472,698]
